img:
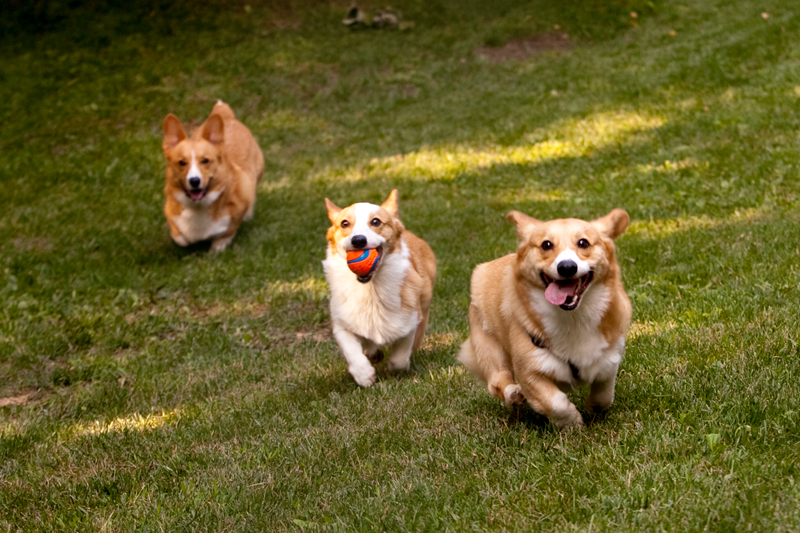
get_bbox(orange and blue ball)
[347,248,382,277]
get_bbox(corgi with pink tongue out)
[458,209,631,430]
[161,101,264,252]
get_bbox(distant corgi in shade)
[322,190,437,387]
[161,101,264,252]
[458,209,631,430]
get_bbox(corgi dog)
[322,190,437,387]
[457,209,631,430]
[162,101,264,252]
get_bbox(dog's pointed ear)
[325,198,342,223]
[162,114,186,152]
[505,210,540,244]
[380,189,400,217]
[593,208,629,240]
[202,114,224,146]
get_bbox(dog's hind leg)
[458,306,523,408]
[412,306,430,353]
[412,280,433,353]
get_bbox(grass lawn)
[2,0,800,530]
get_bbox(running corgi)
[162,101,264,252]
[323,190,436,387]
[458,209,631,429]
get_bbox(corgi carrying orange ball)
[458,209,632,430]
[323,190,437,387]
[162,101,264,252]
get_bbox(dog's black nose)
[351,235,367,249]
[557,260,578,278]
[188,177,201,189]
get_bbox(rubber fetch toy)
[347,248,382,279]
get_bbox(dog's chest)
[323,246,417,345]
[530,284,622,383]
[172,206,230,244]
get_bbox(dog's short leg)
[243,203,255,222]
[387,330,415,372]
[210,234,235,252]
[501,384,525,408]
[586,374,617,413]
[333,325,376,387]
[172,234,189,247]
[518,373,584,430]
[459,305,521,406]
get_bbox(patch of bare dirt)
[476,33,573,62]
[0,390,37,407]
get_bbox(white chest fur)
[172,195,230,245]
[528,283,623,384]
[323,239,418,346]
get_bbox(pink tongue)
[545,281,578,306]
[190,191,204,200]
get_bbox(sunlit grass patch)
[326,110,666,184]
[69,409,182,439]
[627,320,677,340]
[627,206,771,239]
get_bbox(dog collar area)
[528,332,580,381]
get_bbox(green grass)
[2,0,800,530]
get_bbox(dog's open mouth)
[350,245,383,284]
[186,187,208,201]
[541,271,594,310]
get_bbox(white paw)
[503,384,525,407]
[172,234,189,247]
[211,236,233,252]
[349,364,376,387]
[552,407,585,431]
[549,393,584,430]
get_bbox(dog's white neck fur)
[527,282,622,384]
[171,188,228,244]
[323,237,417,346]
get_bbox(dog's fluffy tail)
[211,100,236,120]
[456,339,486,385]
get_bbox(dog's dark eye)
[577,239,590,249]
[201,157,210,164]
[341,220,350,228]
[178,160,187,166]
[371,218,381,227]
[541,240,553,251]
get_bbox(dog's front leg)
[517,371,584,430]
[332,325,376,387]
[387,330,415,372]
[586,373,617,413]
[211,217,242,252]
[166,218,189,247]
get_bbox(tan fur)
[401,231,437,351]
[162,101,264,251]
[458,209,632,429]
[322,190,436,386]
